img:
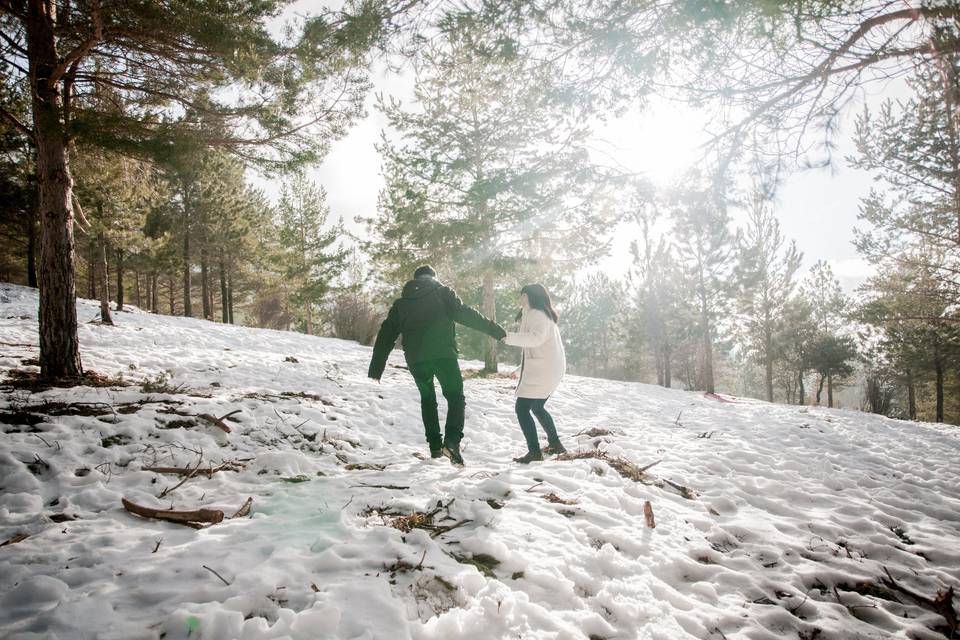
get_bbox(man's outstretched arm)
[439,287,506,340]
[368,304,401,380]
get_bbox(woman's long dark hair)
[516,283,559,323]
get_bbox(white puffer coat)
[504,308,566,399]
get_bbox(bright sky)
[589,99,879,293]
[297,78,884,294]
[260,5,912,295]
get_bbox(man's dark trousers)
[409,358,465,451]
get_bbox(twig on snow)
[202,564,231,586]
[231,497,253,519]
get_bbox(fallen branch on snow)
[121,497,224,529]
[231,497,254,519]
[881,567,958,636]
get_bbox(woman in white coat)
[502,284,567,463]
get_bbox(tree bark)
[168,273,176,315]
[655,348,664,386]
[797,371,805,405]
[227,269,234,324]
[115,248,124,311]
[200,248,211,320]
[86,245,96,300]
[97,231,112,325]
[27,0,83,378]
[219,255,228,323]
[482,268,497,373]
[815,374,825,405]
[150,271,159,313]
[906,369,917,420]
[134,269,141,308]
[935,352,945,423]
[763,325,773,402]
[700,296,714,393]
[827,374,834,408]
[26,207,38,287]
[182,232,192,316]
[663,343,672,388]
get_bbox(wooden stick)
[202,564,231,586]
[157,454,204,499]
[231,497,253,519]
[643,501,656,528]
[0,533,29,547]
[349,483,410,490]
[640,459,663,473]
[197,413,231,433]
[121,497,223,527]
[143,462,242,476]
[218,409,242,422]
[428,519,473,538]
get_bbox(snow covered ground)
[1,282,958,640]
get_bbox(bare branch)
[0,105,33,141]
[48,0,103,88]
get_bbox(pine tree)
[625,203,686,387]
[851,58,960,314]
[562,274,627,379]
[860,254,960,423]
[670,176,736,393]
[367,28,617,372]
[773,297,818,405]
[275,171,347,335]
[735,189,802,402]
[72,145,163,323]
[798,261,856,407]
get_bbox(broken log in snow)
[121,497,224,528]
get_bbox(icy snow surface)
[1,283,958,640]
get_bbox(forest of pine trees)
[2,1,958,424]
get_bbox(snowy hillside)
[1,283,958,640]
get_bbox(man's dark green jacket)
[368,276,505,379]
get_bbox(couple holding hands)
[368,265,567,467]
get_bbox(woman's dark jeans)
[515,397,559,453]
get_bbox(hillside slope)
[1,283,958,640]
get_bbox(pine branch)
[0,105,33,141]
[48,0,103,88]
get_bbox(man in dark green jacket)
[368,265,506,466]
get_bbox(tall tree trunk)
[815,374,825,405]
[150,271,159,313]
[305,302,313,334]
[182,233,192,317]
[26,207,38,287]
[227,269,234,324]
[482,268,497,373]
[797,371,805,405]
[906,369,917,420]
[134,269,141,308]
[763,326,773,402]
[27,0,83,378]
[87,246,96,299]
[219,255,229,323]
[97,231,112,325]
[200,248,211,320]
[827,375,834,408]
[663,342,672,388]
[115,248,124,311]
[168,273,176,315]
[935,353,945,423]
[700,295,714,393]
[655,346,664,386]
